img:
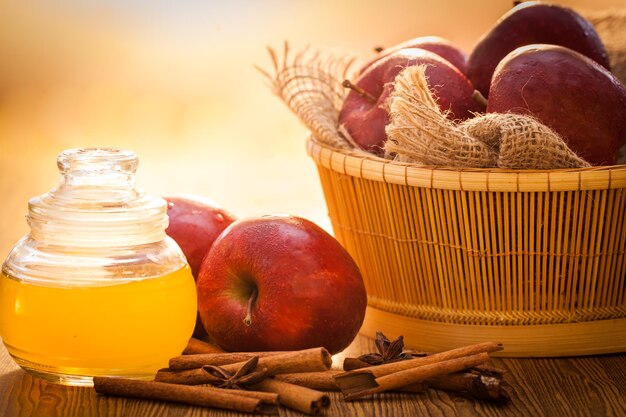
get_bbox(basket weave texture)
[308,138,626,327]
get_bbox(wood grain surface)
[1,335,624,417]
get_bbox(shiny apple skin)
[487,44,626,166]
[165,195,237,278]
[467,1,610,97]
[339,48,484,156]
[197,215,367,354]
[360,36,468,75]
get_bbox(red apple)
[165,195,237,338]
[360,36,468,75]
[467,1,610,97]
[165,195,236,278]
[197,215,367,354]
[339,48,485,156]
[487,44,626,166]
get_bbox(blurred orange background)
[0,0,622,258]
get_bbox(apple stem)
[472,90,488,108]
[342,80,377,104]
[243,288,258,327]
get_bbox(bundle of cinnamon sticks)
[335,340,508,401]
[93,335,509,415]
[94,342,333,415]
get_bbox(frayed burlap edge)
[385,66,591,169]
[256,42,355,150]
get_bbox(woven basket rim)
[307,136,626,192]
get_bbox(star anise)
[357,332,427,366]
[202,356,268,389]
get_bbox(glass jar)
[0,148,197,386]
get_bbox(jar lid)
[27,148,168,247]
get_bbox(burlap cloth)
[384,66,589,169]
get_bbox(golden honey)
[0,267,196,384]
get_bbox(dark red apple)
[165,195,236,278]
[467,1,610,97]
[165,195,237,338]
[339,48,485,156]
[197,215,367,354]
[361,36,468,74]
[487,44,626,166]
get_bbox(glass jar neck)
[26,148,168,247]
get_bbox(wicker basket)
[307,137,626,357]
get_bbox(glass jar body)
[0,237,197,386]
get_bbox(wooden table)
[0,335,624,417]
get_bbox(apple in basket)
[196,215,367,354]
[338,48,484,156]
[359,35,468,75]
[467,1,610,97]
[487,44,626,166]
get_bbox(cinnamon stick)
[344,355,507,373]
[170,351,283,371]
[274,370,343,391]
[427,370,510,402]
[336,352,490,400]
[473,364,508,375]
[228,390,280,404]
[343,352,508,401]
[155,347,331,385]
[343,357,372,371]
[220,347,331,376]
[154,367,212,385]
[154,364,268,388]
[273,370,426,393]
[343,356,432,372]
[343,341,502,378]
[93,377,278,414]
[183,338,225,355]
[250,379,330,415]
